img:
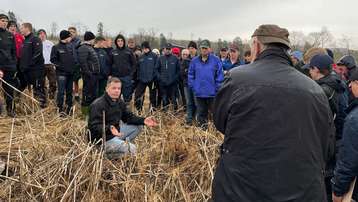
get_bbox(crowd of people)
[1,13,358,202]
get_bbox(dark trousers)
[45,64,57,98]
[82,74,98,107]
[56,74,73,111]
[153,81,161,108]
[195,97,214,128]
[178,80,186,107]
[119,76,133,103]
[160,82,177,110]
[184,86,196,123]
[1,70,17,112]
[24,69,47,108]
[98,78,107,97]
[134,81,156,111]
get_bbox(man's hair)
[303,48,327,64]
[106,77,122,87]
[244,50,251,57]
[22,23,33,32]
[68,26,77,31]
[95,36,106,44]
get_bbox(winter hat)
[172,47,180,56]
[337,55,357,70]
[252,24,290,48]
[60,30,71,40]
[308,54,334,71]
[188,41,197,49]
[290,51,303,61]
[165,43,173,49]
[84,31,95,41]
[0,14,9,20]
[141,41,150,49]
[152,49,160,55]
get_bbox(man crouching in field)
[88,77,157,158]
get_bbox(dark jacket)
[0,28,17,72]
[212,47,335,202]
[68,37,81,65]
[50,41,75,76]
[332,99,358,196]
[156,54,180,86]
[222,58,242,71]
[316,74,346,117]
[94,47,111,79]
[77,42,100,76]
[188,54,224,98]
[88,93,145,143]
[180,58,191,86]
[137,51,157,83]
[109,34,136,78]
[19,33,44,72]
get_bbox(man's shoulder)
[90,96,106,108]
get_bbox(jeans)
[195,97,214,128]
[56,74,73,111]
[119,76,133,103]
[82,74,98,107]
[160,82,178,110]
[184,86,196,123]
[105,124,143,158]
[134,81,156,111]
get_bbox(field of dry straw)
[0,96,223,201]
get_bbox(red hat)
[172,47,180,56]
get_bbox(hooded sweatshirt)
[109,34,137,78]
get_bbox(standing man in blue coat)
[188,39,224,129]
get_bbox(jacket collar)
[255,47,293,66]
[104,93,120,106]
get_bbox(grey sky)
[3,0,358,48]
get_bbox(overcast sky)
[2,0,358,48]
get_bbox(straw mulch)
[0,98,223,202]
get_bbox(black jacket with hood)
[109,34,137,78]
[212,47,335,202]
[0,27,17,72]
[77,42,100,76]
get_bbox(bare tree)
[289,31,305,50]
[340,35,351,55]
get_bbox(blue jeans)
[105,124,143,158]
[56,74,73,111]
[119,76,133,103]
[184,86,196,123]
